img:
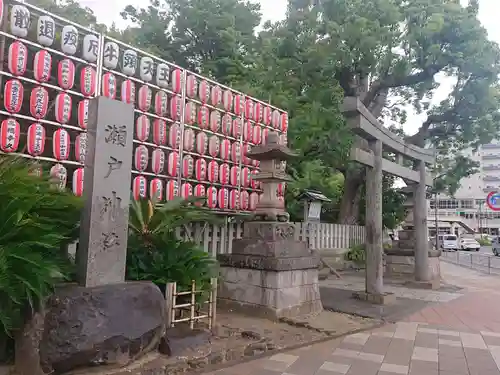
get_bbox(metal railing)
[441,250,500,275]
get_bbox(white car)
[459,238,480,251]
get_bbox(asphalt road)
[443,245,500,273]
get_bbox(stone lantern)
[217,131,323,320]
[246,132,296,222]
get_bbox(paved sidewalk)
[204,262,500,375]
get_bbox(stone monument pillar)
[384,186,441,288]
[217,132,323,319]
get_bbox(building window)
[460,199,474,209]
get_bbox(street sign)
[486,191,500,211]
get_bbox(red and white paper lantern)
[245,99,254,120]
[253,102,262,123]
[151,148,165,174]
[50,163,67,190]
[33,50,52,83]
[198,106,210,129]
[195,159,207,181]
[168,151,180,177]
[30,86,49,119]
[218,188,229,210]
[184,128,195,151]
[231,142,241,163]
[241,167,250,188]
[219,139,231,160]
[199,80,210,104]
[8,41,28,76]
[223,89,233,112]
[168,123,181,149]
[72,168,84,197]
[4,79,23,113]
[210,110,221,132]
[171,69,182,93]
[232,118,242,138]
[132,175,147,200]
[262,128,269,145]
[153,119,167,146]
[0,118,20,153]
[121,80,135,104]
[57,59,75,90]
[271,109,280,128]
[250,169,260,189]
[194,184,206,205]
[75,132,87,163]
[196,132,208,155]
[229,190,239,210]
[135,115,150,142]
[219,163,230,185]
[242,143,252,165]
[181,183,193,199]
[27,123,46,156]
[281,113,289,132]
[150,178,163,201]
[138,85,152,112]
[170,96,181,121]
[243,120,253,143]
[249,192,259,210]
[240,190,249,210]
[80,66,96,97]
[252,125,262,145]
[234,95,244,116]
[101,72,117,99]
[54,92,72,124]
[207,187,218,208]
[78,99,89,129]
[182,155,194,178]
[221,114,232,135]
[263,107,272,125]
[207,160,219,183]
[185,101,196,125]
[154,91,168,117]
[211,85,222,107]
[208,135,220,158]
[52,128,70,161]
[230,166,240,186]
[166,180,179,200]
[186,75,197,98]
[134,145,149,172]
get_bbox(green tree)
[254,0,500,224]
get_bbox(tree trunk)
[339,167,365,224]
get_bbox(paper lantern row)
[132,177,261,210]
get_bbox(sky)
[77,0,500,135]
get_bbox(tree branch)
[362,64,444,108]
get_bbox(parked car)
[459,237,480,251]
[437,234,459,251]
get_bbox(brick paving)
[204,263,500,375]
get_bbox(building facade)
[427,142,500,236]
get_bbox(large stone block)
[39,282,165,374]
[385,254,441,281]
[220,267,318,288]
[217,253,320,271]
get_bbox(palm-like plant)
[126,195,220,292]
[0,156,82,336]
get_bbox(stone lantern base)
[217,222,323,320]
[385,230,441,288]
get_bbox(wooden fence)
[176,222,366,256]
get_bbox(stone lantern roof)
[246,132,297,161]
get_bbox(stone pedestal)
[217,222,323,320]
[385,229,441,288]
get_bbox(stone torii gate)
[342,97,436,304]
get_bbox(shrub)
[478,236,491,246]
[345,244,366,265]
[0,156,82,336]
[126,196,220,294]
